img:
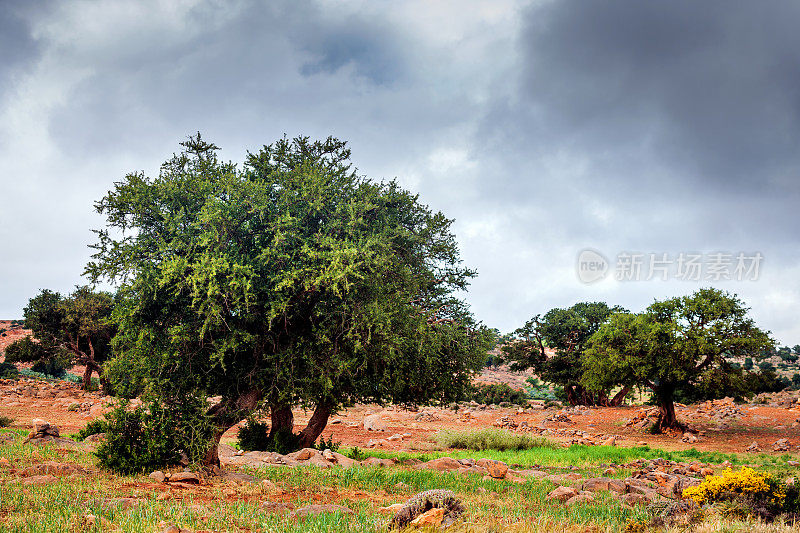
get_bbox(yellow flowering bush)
[683,467,790,519]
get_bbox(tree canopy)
[6,287,115,390]
[584,288,773,431]
[87,134,493,464]
[502,302,629,406]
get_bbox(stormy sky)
[1,0,799,344]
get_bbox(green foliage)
[0,414,13,427]
[433,428,556,451]
[673,364,753,403]
[96,397,214,474]
[89,134,493,456]
[746,368,790,393]
[236,418,273,452]
[584,288,773,431]
[0,362,19,379]
[524,377,562,401]
[503,302,627,406]
[743,357,754,370]
[313,434,340,453]
[74,419,109,441]
[344,446,366,461]
[14,287,115,391]
[470,383,527,405]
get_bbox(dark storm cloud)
[45,0,409,157]
[0,3,43,97]
[512,0,800,191]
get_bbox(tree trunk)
[296,402,333,449]
[82,366,93,390]
[204,389,262,468]
[269,405,294,438]
[609,386,631,407]
[653,387,684,432]
[565,385,577,406]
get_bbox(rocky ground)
[1,377,799,456]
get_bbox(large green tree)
[502,302,630,406]
[584,288,773,431]
[7,287,115,391]
[87,135,493,466]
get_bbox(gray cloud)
[1,0,800,345]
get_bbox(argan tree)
[502,302,630,406]
[7,287,115,391]
[87,135,493,466]
[583,288,772,432]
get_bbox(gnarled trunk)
[609,385,631,407]
[269,405,294,438]
[296,402,333,449]
[82,366,93,390]
[204,389,262,468]
[653,386,683,432]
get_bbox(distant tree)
[502,302,630,406]
[584,288,772,432]
[743,357,754,370]
[758,360,775,372]
[792,373,800,390]
[793,345,800,355]
[87,135,494,466]
[12,287,116,391]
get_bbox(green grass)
[2,429,799,532]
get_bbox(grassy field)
[1,428,798,532]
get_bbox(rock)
[419,457,461,472]
[32,418,59,437]
[602,436,616,446]
[80,515,113,529]
[391,490,465,528]
[746,441,762,453]
[699,468,714,477]
[582,478,611,492]
[379,503,407,514]
[290,504,354,518]
[682,432,697,444]
[546,486,579,503]
[149,470,166,483]
[293,448,316,461]
[220,471,257,484]
[621,493,649,506]
[477,458,508,479]
[773,438,791,452]
[410,507,445,527]
[603,467,617,476]
[565,494,594,506]
[261,501,293,513]
[358,456,392,467]
[788,460,799,467]
[363,414,388,431]
[166,472,200,484]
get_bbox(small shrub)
[470,383,527,406]
[75,419,108,441]
[683,467,796,519]
[0,414,14,427]
[313,434,340,453]
[434,428,556,451]
[345,446,366,461]
[96,397,214,474]
[237,418,272,451]
[0,362,19,379]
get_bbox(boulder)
[565,493,594,506]
[166,472,200,484]
[363,414,388,431]
[419,457,461,472]
[410,507,445,527]
[476,458,508,479]
[19,462,90,477]
[545,486,578,503]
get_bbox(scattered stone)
[622,493,649,506]
[477,458,508,479]
[746,441,762,453]
[773,438,791,452]
[22,474,59,485]
[149,470,166,483]
[19,462,90,477]
[379,503,406,514]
